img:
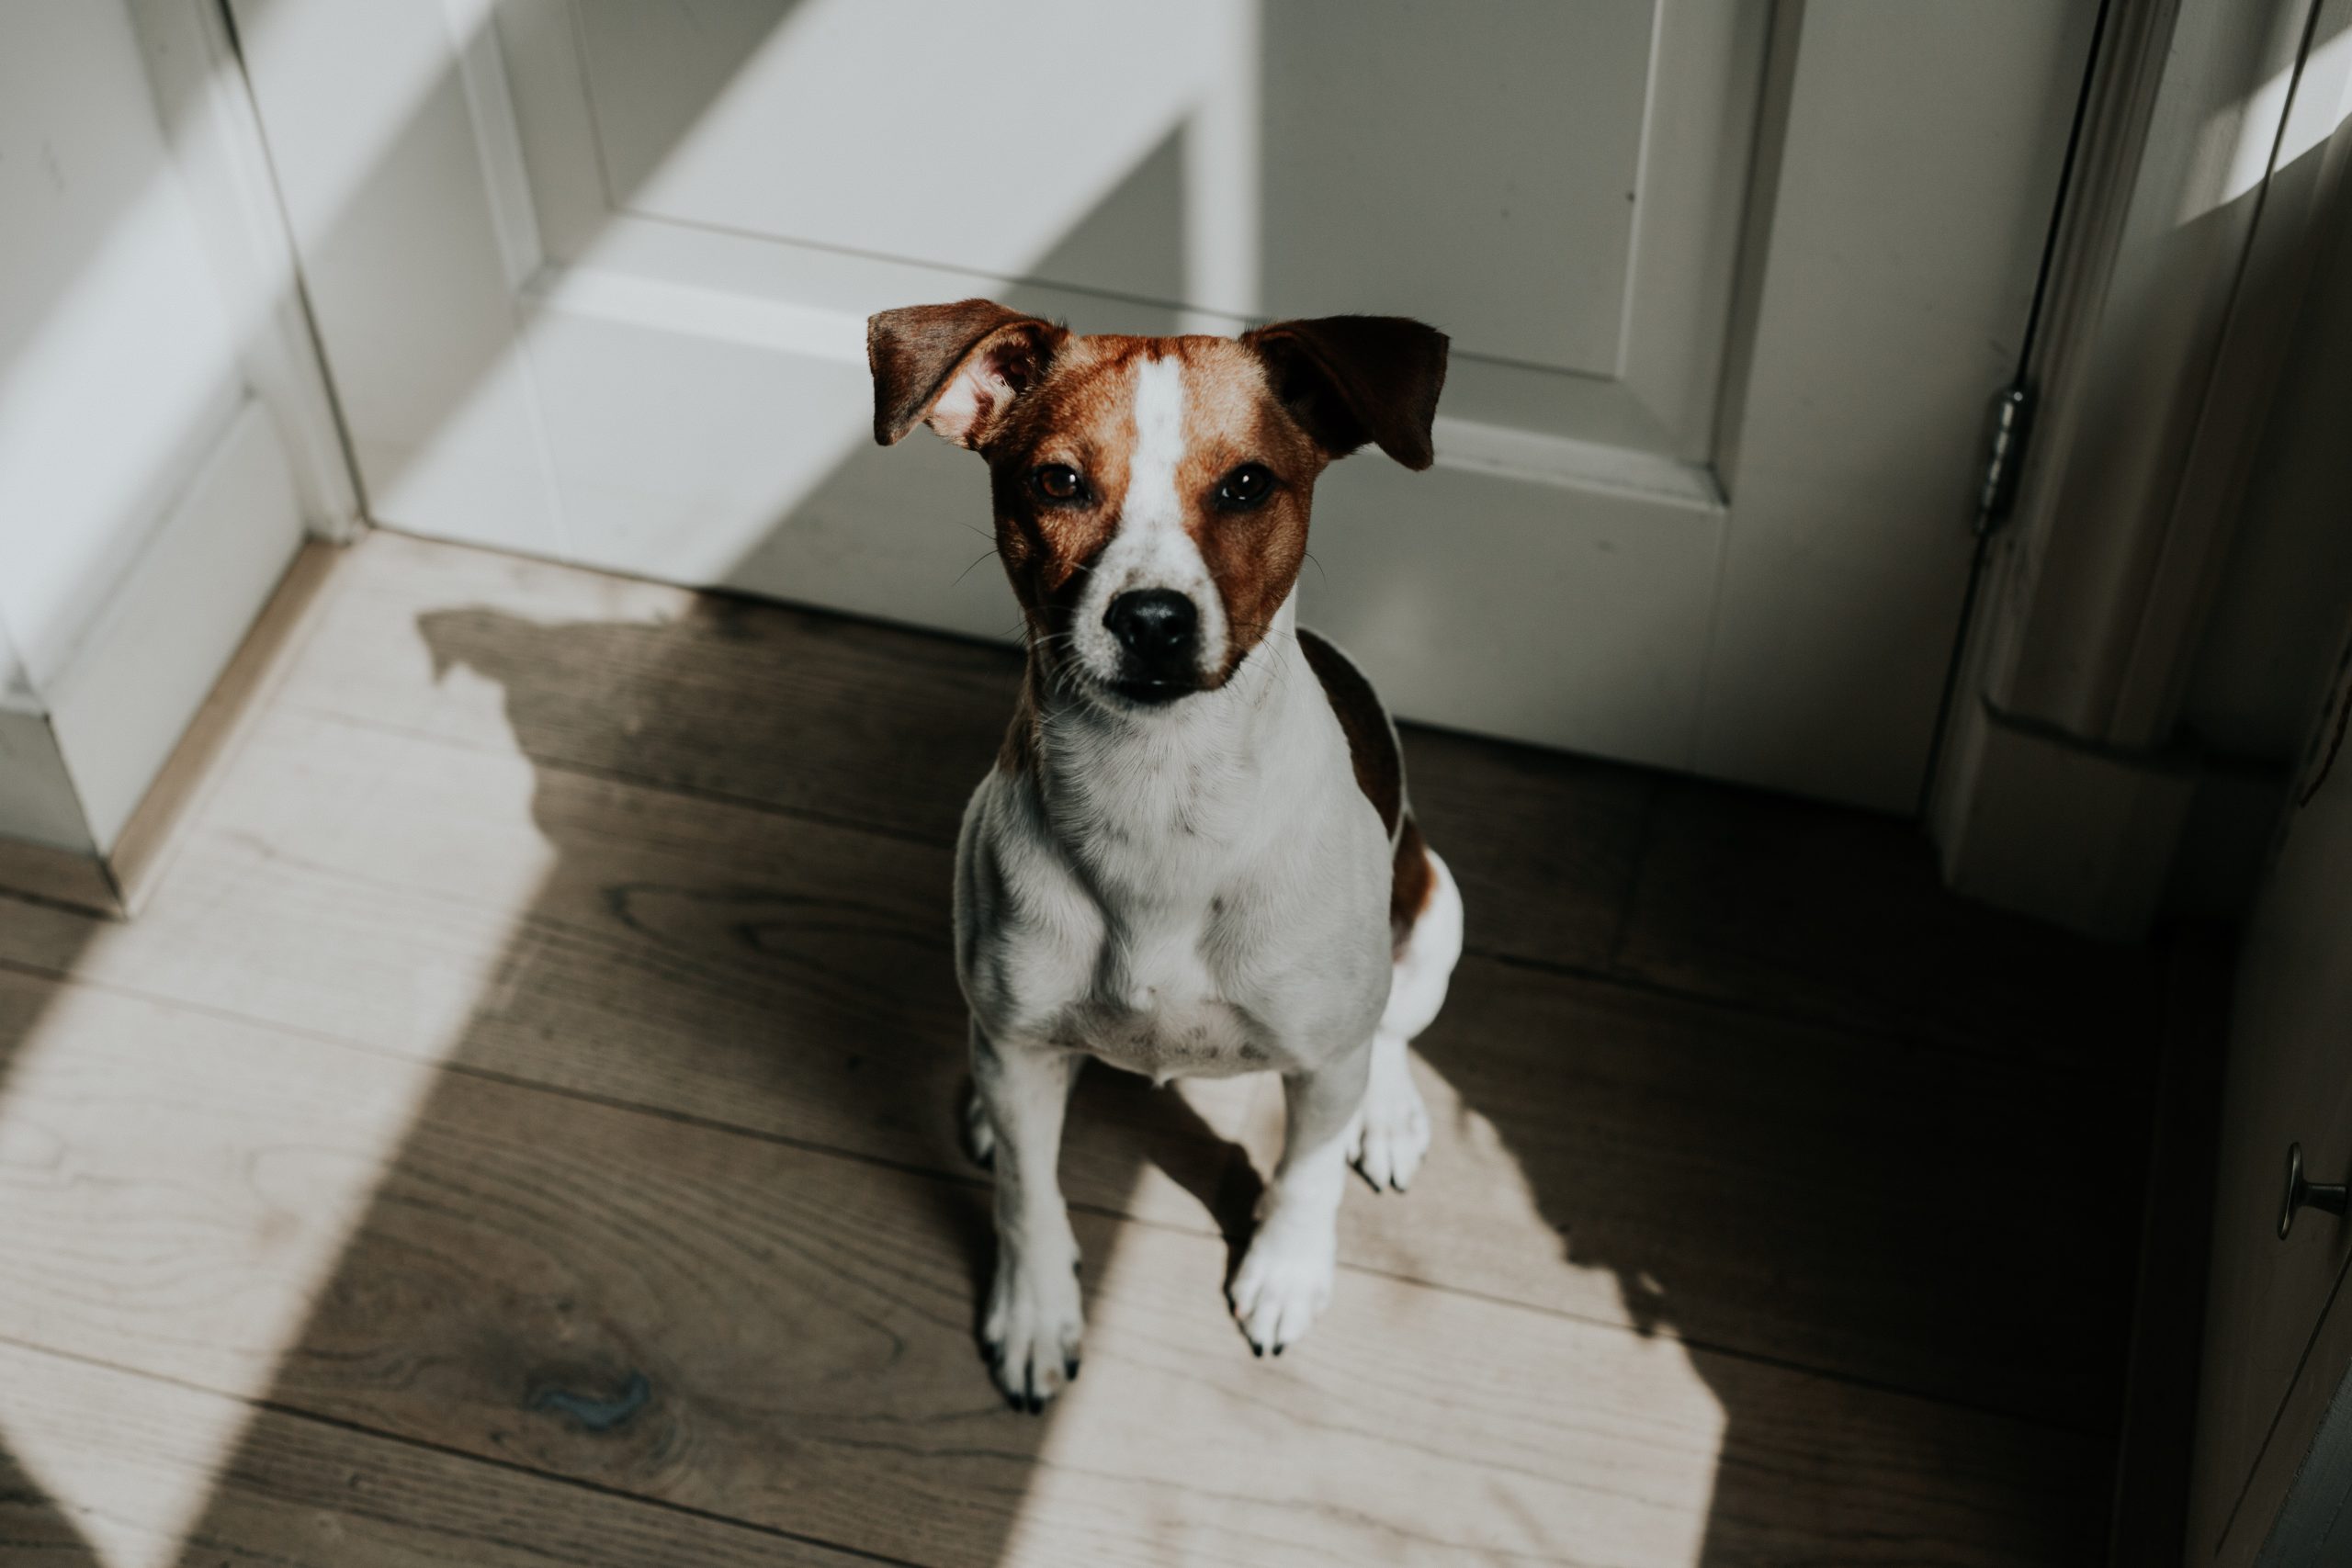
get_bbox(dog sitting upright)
[866,300,1464,1409]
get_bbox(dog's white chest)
[1056,911,1268,1083]
[955,624,1395,1084]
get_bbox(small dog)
[867,301,1463,1409]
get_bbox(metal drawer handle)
[2279,1144,2349,1240]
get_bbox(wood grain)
[0,968,2110,1566]
[0,1339,872,1568]
[105,537,345,916]
[0,528,2161,1563]
[0,700,2130,1427]
[267,533,2154,1063]
[268,531,1020,847]
[0,835,117,920]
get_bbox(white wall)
[2179,162,2352,764]
[0,0,316,857]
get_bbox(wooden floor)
[0,531,2172,1567]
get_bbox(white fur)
[954,361,1462,1404]
[1345,850,1460,1191]
[1069,358,1231,685]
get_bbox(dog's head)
[868,300,1447,707]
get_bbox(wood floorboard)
[0,968,2110,1567]
[273,533,2155,1059]
[0,698,2130,1427]
[269,533,1659,969]
[0,1340,875,1568]
[1612,777,2166,1064]
[0,530,2159,1564]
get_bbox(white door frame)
[1929,0,2352,940]
[0,0,358,915]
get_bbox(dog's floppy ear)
[1241,316,1449,469]
[867,299,1067,449]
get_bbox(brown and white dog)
[867,300,1463,1409]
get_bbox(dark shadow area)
[0,1434,102,1564]
[1402,729,2160,1563]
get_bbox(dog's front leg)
[971,1022,1084,1410]
[1230,1043,1372,1356]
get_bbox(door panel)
[232,0,2096,809]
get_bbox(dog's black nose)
[1103,590,1198,668]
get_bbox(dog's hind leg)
[1346,842,1462,1192]
[971,1023,1085,1411]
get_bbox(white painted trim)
[444,0,545,290]
[0,707,96,854]
[1429,417,1722,510]
[127,0,363,543]
[524,261,1727,512]
[1934,695,2199,940]
[1933,0,2352,939]
[44,399,306,852]
[1957,0,2319,743]
[522,265,865,364]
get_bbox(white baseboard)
[44,398,306,853]
[0,704,96,853]
[1932,695,2200,941]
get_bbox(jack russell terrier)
[867,301,1463,1410]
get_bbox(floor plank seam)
[0,943,2119,1436]
[1595,776,1665,973]
[0,886,127,924]
[0,952,2116,1439]
[1471,944,2097,1078]
[271,697,967,852]
[0,1329,946,1568]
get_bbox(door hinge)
[1973,382,2036,536]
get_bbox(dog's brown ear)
[1242,316,1449,469]
[867,299,1066,448]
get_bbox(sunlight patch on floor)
[0,652,555,1568]
[1005,1053,1726,1567]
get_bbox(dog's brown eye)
[1031,464,1084,502]
[1216,463,1274,510]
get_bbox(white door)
[229,0,2096,812]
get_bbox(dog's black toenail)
[1272,1344,1283,1357]
[1065,1356,1080,1381]
[1251,1342,1263,1358]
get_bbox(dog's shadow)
[135,597,2131,1566]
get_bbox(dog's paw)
[1344,1042,1430,1192]
[960,1081,995,1168]
[1229,1217,1337,1357]
[981,1253,1083,1412]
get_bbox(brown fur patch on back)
[1390,816,1435,953]
[1297,628,1433,955]
[1298,628,1401,838]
